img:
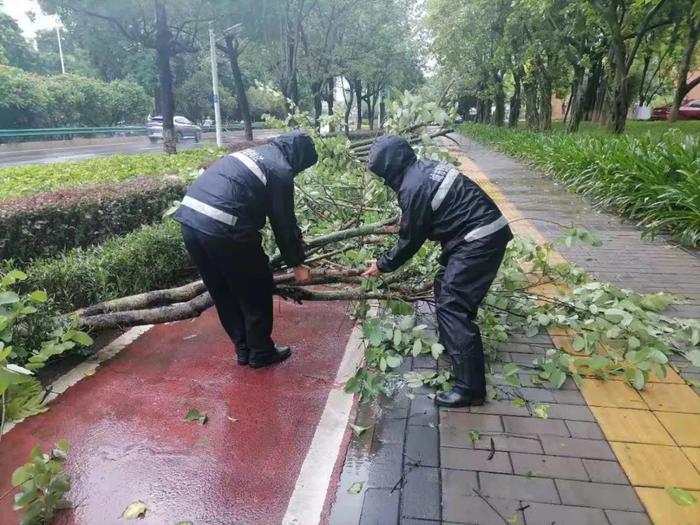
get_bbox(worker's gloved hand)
[362,260,382,278]
[293,265,311,283]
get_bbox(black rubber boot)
[249,345,292,369]
[434,387,485,408]
[236,347,250,366]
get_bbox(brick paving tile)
[552,389,587,405]
[405,425,439,467]
[478,472,560,503]
[469,400,530,417]
[442,469,521,525]
[513,387,556,403]
[605,510,653,525]
[374,417,407,445]
[472,434,544,454]
[408,395,438,427]
[522,502,607,525]
[366,443,403,489]
[582,459,630,485]
[555,479,644,511]
[440,448,512,473]
[400,466,441,521]
[540,435,616,460]
[510,452,588,481]
[545,404,595,422]
[566,420,605,440]
[440,413,504,448]
[358,489,399,525]
[502,415,571,437]
[400,520,440,525]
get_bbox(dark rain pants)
[434,226,512,396]
[181,224,275,358]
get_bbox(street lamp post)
[56,26,66,75]
[208,21,223,147]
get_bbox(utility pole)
[56,26,66,74]
[208,21,223,147]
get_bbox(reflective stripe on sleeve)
[464,215,509,242]
[181,196,238,226]
[431,167,460,211]
[230,151,267,185]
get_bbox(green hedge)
[1,147,221,199]
[0,65,150,129]
[1,176,187,261]
[5,221,192,312]
[461,124,700,248]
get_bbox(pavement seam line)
[282,316,367,525]
[449,144,700,525]
[1,324,153,436]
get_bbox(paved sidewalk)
[327,134,700,525]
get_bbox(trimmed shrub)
[6,220,193,312]
[1,176,188,261]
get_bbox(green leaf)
[122,500,148,519]
[572,336,585,352]
[468,429,480,443]
[533,404,549,420]
[385,354,402,369]
[687,350,700,367]
[349,424,370,437]
[29,290,48,303]
[66,330,94,347]
[411,339,422,357]
[184,409,208,425]
[12,465,34,487]
[348,481,363,494]
[430,342,444,359]
[664,486,697,506]
[0,292,20,305]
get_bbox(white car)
[147,115,202,143]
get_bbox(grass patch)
[548,120,700,139]
[0,147,223,199]
[461,123,700,248]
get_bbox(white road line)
[1,325,153,436]
[282,321,366,525]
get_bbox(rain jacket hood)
[368,135,417,191]
[271,130,318,177]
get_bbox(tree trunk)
[509,68,523,128]
[155,0,176,154]
[494,73,505,127]
[609,59,629,134]
[379,92,386,128]
[524,78,539,130]
[670,21,700,122]
[355,80,362,130]
[343,80,354,135]
[567,65,586,133]
[224,36,253,141]
[311,80,323,127]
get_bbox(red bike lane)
[0,298,356,525]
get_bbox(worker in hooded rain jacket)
[362,136,512,408]
[175,131,318,369]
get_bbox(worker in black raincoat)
[363,136,512,407]
[175,131,318,369]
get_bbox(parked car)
[650,100,700,121]
[147,115,202,143]
[650,104,670,120]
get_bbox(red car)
[651,99,700,120]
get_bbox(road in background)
[0,130,279,168]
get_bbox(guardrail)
[0,122,269,143]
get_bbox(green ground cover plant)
[0,147,221,199]
[461,123,700,247]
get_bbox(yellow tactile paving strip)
[451,148,700,525]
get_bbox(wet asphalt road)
[0,130,279,168]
